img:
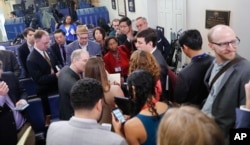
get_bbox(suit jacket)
[152,49,168,101]
[0,50,20,77]
[235,108,250,128]
[17,42,30,77]
[0,72,27,145]
[66,40,101,65]
[46,117,127,145]
[26,49,58,96]
[58,66,80,120]
[49,40,72,67]
[174,54,214,108]
[203,54,250,139]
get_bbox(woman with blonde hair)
[157,106,225,145]
[85,56,125,124]
[129,50,162,100]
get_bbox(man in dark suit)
[26,30,59,115]
[0,49,20,77]
[49,29,72,68]
[17,28,35,77]
[174,29,214,108]
[59,49,89,120]
[66,25,101,65]
[0,61,35,145]
[135,17,171,61]
[135,28,169,101]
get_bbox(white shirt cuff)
[240,105,250,112]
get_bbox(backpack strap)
[209,57,244,90]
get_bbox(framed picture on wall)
[118,0,126,16]
[128,0,135,12]
[111,0,116,10]
[205,10,230,29]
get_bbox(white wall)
[99,0,157,30]
[187,0,250,60]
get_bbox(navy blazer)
[26,49,58,96]
[0,72,27,145]
[174,54,214,107]
[66,40,101,65]
[235,108,250,128]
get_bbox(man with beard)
[202,24,250,143]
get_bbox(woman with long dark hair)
[112,70,168,145]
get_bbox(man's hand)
[245,81,250,109]
[0,81,9,96]
[16,99,28,107]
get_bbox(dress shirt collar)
[34,47,46,58]
[150,47,157,54]
[71,116,97,123]
[27,42,33,52]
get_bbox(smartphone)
[112,108,126,124]
[114,96,131,115]
[14,103,29,111]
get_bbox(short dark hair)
[104,36,118,49]
[70,78,104,110]
[136,28,157,47]
[178,29,202,50]
[93,27,106,40]
[22,27,35,37]
[10,11,16,16]
[54,29,66,36]
[119,16,132,26]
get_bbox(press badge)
[115,67,121,72]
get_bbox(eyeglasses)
[119,25,128,29]
[211,37,240,49]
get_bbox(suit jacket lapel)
[204,63,214,90]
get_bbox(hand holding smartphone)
[112,108,126,124]
[14,103,29,111]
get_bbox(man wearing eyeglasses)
[66,25,101,65]
[201,24,250,143]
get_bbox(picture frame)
[128,0,135,12]
[111,0,116,10]
[205,10,230,29]
[117,0,126,16]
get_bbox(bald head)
[207,25,236,43]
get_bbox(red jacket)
[104,46,130,77]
